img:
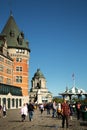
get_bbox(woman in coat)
[21,103,28,121]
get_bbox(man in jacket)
[27,100,34,121]
[61,99,70,128]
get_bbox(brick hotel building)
[0,14,30,109]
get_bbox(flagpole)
[72,73,75,88]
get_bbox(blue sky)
[0,0,87,96]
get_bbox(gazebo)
[59,86,87,100]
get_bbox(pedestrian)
[39,103,44,114]
[46,102,51,115]
[69,104,73,120]
[0,104,2,117]
[27,100,34,121]
[61,99,70,128]
[76,101,81,120]
[84,106,87,111]
[52,101,57,118]
[57,102,62,119]
[21,103,28,122]
[2,104,7,118]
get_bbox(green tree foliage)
[52,97,63,103]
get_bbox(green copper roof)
[1,15,30,51]
[34,69,45,79]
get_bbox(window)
[22,50,25,54]
[16,76,22,83]
[6,60,12,65]
[19,99,22,106]
[16,67,22,71]
[0,65,3,71]
[20,67,22,71]
[16,49,25,54]
[19,49,22,53]
[18,39,22,45]
[10,30,15,37]
[7,69,11,74]
[16,49,19,53]
[16,58,22,62]
[12,99,15,107]
[7,78,11,84]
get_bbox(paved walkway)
[0,108,87,130]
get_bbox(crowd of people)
[38,99,87,128]
[0,99,87,128]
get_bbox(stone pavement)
[0,108,87,130]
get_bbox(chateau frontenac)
[0,14,30,109]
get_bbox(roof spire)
[10,10,13,16]
[8,0,13,16]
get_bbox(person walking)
[69,103,73,120]
[39,104,44,114]
[27,100,34,121]
[21,103,28,122]
[57,102,62,119]
[2,104,7,118]
[76,101,81,120]
[52,101,57,118]
[46,102,51,115]
[61,99,70,128]
[0,104,2,118]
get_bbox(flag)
[72,73,75,80]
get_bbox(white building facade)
[29,69,53,104]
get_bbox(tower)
[29,69,52,104]
[1,14,30,96]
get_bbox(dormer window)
[18,38,22,45]
[21,32,24,39]
[10,30,15,37]
[17,34,23,45]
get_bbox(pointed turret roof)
[1,14,30,51]
[1,14,20,37]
